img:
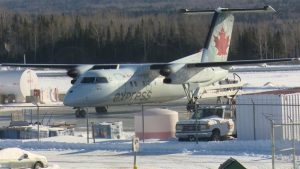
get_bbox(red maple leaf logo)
[214,27,230,56]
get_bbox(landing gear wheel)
[95,106,108,114]
[210,129,221,141]
[186,101,196,112]
[75,109,86,118]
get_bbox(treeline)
[0,10,299,64]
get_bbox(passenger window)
[81,77,95,83]
[95,77,108,83]
[134,81,137,87]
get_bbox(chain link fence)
[272,122,300,169]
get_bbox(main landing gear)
[95,106,108,114]
[75,108,87,118]
[182,83,200,112]
[74,106,108,118]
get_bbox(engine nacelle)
[162,67,228,85]
[159,67,172,77]
[163,78,172,84]
[71,78,77,84]
[67,65,94,84]
[158,64,185,78]
[67,69,79,78]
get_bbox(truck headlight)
[227,123,234,129]
[176,125,183,131]
[201,124,210,130]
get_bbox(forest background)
[0,0,299,64]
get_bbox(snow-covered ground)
[0,134,299,169]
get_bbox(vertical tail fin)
[202,11,234,62]
[181,6,275,63]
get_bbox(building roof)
[252,87,300,95]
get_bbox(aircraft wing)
[2,58,296,80]
[2,58,295,69]
[0,63,119,69]
[150,58,296,70]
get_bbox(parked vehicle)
[176,106,236,141]
[0,148,48,169]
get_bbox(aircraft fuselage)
[63,65,228,107]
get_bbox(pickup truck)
[176,106,236,141]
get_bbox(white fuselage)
[63,64,228,107]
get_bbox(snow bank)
[2,136,298,156]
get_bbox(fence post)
[86,108,89,144]
[37,103,40,142]
[251,99,256,140]
[292,122,296,169]
[142,104,144,143]
[91,122,95,143]
[271,120,275,169]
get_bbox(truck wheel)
[33,162,43,169]
[211,129,221,141]
[188,135,196,141]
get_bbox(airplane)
[2,6,296,118]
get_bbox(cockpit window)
[81,77,95,83]
[95,77,108,83]
[81,77,108,84]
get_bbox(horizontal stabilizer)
[180,5,275,15]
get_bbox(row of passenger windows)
[81,77,108,84]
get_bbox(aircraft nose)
[63,92,73,106]
[63,90,79,106]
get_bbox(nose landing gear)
[75,108,86,118]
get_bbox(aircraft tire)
[79,109,86,118]
[75,109,86,118]
[95,106,108,114]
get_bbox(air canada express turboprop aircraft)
[2,6,295,117]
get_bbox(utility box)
[236,88,300,141]
[219,157,246,169]
[93,121,123,139]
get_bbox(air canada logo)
[214,27,230,56]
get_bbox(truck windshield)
[192,108,223,119]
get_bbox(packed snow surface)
[0,135,299,169]
[0,136,277,155]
